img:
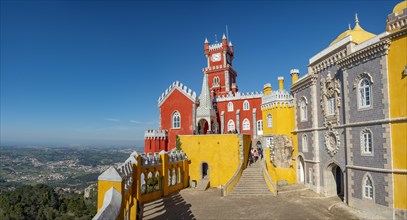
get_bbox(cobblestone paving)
[142,187,376,220]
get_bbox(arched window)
[228,120,235,132]
[172,111,180,128]
[228,102,234,112]
[363,175,374,200]
[302,134,308,152]
[213,76,220,87]
[242,119,250,130]
[361,129,373,155]
[359,78,371,108]
[243,100,250,110]
[300,97,308,121]
[267,114,272,128]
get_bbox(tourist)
[253,150,258,162]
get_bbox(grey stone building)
[291,8,406,218]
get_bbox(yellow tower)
[386,1,407,217]
[261,74,297,185]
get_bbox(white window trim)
[302,134,308,152]
[358,78,372,110]
[227,102,234,112]
[257,120,263,135]
[243,100,250,111]
[300,97,308,122]
[242,118,250,131]
[362,173,374,201]
[267,114,272,128]
[360,128,373,156]
[227,119,235,132]
[172,111,181,129]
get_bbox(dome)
[393,1,407,15]
[329,15,376,46]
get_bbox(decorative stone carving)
[320,72,341,126]
[324,124,340,157]
[268,135,293,168]
[353,72,374,89]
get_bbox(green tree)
[176,135,182,151]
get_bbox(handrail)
[93,187,122,220]
[262,159,277,195]
[221,160,245,196]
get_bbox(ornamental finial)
[355,13,359,25]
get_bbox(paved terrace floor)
[142,187,376,220]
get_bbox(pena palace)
[144,34,264,153]
[95,2,406,219]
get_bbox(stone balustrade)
[93,150,189,220]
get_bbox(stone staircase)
[196,178,210,191]
[277,184,307,194]
[228,160,273,196]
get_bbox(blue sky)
[0,0,400,147]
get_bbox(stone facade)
[290,4,407,218]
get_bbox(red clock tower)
[203,34,237,99]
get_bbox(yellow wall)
[97,180,124,211]
[262,106,295,136]
[388,32,407,211]
[180,134,250,188]
[262,105,297,185]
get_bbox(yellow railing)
[94,151,189,220]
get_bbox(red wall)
[144,138,168,154]
[160,89,196,150]
[216,97,262,136]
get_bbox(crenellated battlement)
[202,63,234,73]
[157,81,198,107]
[209,42,222,51]
[215,91,263,102]
[144,129,168,139]
[261,89,293,110]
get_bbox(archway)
[201,162,209,179]
[297,156,305,184]
[197,119,209,134]
[325,163,344,200]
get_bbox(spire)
[222,33,226,39]
[196,74,216,118]
[229,41,233,46]
[348,24,351,30]
[353,13,362,30]
[204,38,208,43]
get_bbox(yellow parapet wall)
[180,134,251,188]
[95,151,189,220]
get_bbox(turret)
[278,77,284,90]
[204,38,209,56]
[228,41,234,56]
[290,69,300,84]
[263,83,272,95]
[222,34,228,51]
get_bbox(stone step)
[196,179,210,191]
[277,184,307,194]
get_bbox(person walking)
[253,150,258,163]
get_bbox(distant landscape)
[0,145,143,192]
[0,145,143,219]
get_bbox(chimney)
[263,83,272,95]
[290,69,300,84]
[278,77,284,90]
